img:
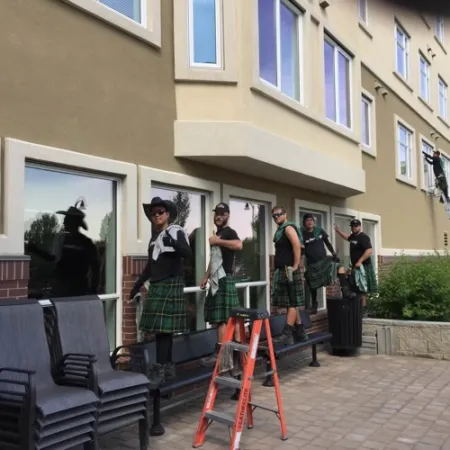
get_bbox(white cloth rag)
[151,224,190,261]
[209,245,226,296]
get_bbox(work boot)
[272,324,295,346]
[164,362,176,382]
[294,324,309,343]
[148,363,165,389]
[200,344,219,367]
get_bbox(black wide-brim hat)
[143,197,178,224]
[56,206,88,230]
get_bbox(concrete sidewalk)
[98,353,450,449]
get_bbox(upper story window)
[436,16,445,43]
[439,77,448,120]
[395,22,409,79]
[419,54,431,103]
[258,0,303,102]
[99,0,144,23]
[188,0,222,67]
[324,36,352,129]
[358,0,368,24]
[397,122,414,181]
[361,95,372,148]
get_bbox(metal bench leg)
[231,373,241,400]
[139,396,150,450]
[309,344,320,367]
[262,357,274,387]
[150,391,165,436]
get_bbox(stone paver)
[95,354,450,449]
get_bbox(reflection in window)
[99,0,142,23]
[24,165,117,348]
[334,215,353,269]
[151,186,206,331]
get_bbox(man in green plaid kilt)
[130,197,192,389]
[271,206,308,346]
[199,203,242,368]
[301,214,355,315]
[335,219,378,317]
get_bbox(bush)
[369,253,450,321]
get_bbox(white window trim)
[258,0,304,103]
[419,53,431,103]
[395,21,410,80]
[394,115,417,187]
[361,89,376,157]
[188,0,223,68]
[61,0,161,48]
[419,134,435,192]
[330,207,358,248]
[358,0,368,25]
[222,185,277,312]
[438,76,448,121]
[324,35,353,130]
[440,149,450,183]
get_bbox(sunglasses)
[272,212,284,219]
[152,209,167,217]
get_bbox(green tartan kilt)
[204,275,240,324]
[305,257,340,290]
[271,268,304,308]
[139,276,188,334]
[357,263,378,294]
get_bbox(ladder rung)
[205,410,235,426]
[250,370,276,380]
[249,402,279,414]
[229,342,249,352]
[215,376,242,389]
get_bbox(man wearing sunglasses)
[271,205,308,346]
[200,203,243,367]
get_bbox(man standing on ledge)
[271,205,308,346]
[334,219,377,316]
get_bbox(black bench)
[257,312,332,387]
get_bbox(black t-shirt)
[303,228,328,264]
[274,225,297,269]
[348,232,372,266]
[216,227,239,274]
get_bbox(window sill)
[393,71,413,92]
[418,96,434,112]
[61,0,161,49]
[434,36,447,55]
[174,66,238,84]
[360,144,376,158]
[251,81,360,145]
[396,174,417,188]
[438,116,450,128]
[358,21,373,39]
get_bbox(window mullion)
[334,48,340,125]
[275,0,282,90]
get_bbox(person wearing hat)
[26,201,100,298]
[199,203,242,368]
[130,197,192,388]
[301,214,355,314]
[334,219,378,316]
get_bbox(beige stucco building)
[0,0,449,346]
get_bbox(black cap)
[350,219,362,227]
[213,203,230,214]
[302,213,314,223]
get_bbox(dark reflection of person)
[26,202,99,297]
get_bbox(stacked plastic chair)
[0,299,98,450]
[48,296,150,450]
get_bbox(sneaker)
[272,324,295,346]
[148,363,165,390]
[294,324,309,343]
[164,362,176,382]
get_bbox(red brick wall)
[0,259,29,299]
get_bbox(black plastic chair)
[0,299,99,450]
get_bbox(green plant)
[369,252,450,321]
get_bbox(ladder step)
[250,370,276,380]
[204,410,235,427]
[229,342,249,352]
[215,376,242,389]
[249,402,279,414]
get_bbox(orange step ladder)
[193,307,287,449]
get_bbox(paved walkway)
[99,354,450,449]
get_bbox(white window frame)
[222,185,276,312]
[258,0,304,102]
[98,0,147,25]
[324,35,353,130]
[436,15,445,43]
[438,76,448,121]
[441,151,450,182]
[361,89,376,156]
[188,0,223,68]
[1,138,138,347]
[394,116,416,187]
[358,0,368,25]
[395,21,410,80]
[420,135,435,192]
[61,0,161,48]
[419,53,431,103]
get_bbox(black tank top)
[274,228,294,269]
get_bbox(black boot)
[294,324,309,342]
[230,348,243,377]
[164,362,176,382]
[200,343,219,367]
[272,324,295,346]
[148,363,165,389]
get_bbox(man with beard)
[301,214,355,314]
[200,203,242,367]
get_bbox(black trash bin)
[326,295,362,355]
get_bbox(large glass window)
[333,215,354,269]
[419,54,431,103]
[358,0,368,24]
[422,140,435,190]
[24,165,118,347]
[397,122,414,181]
[99,0,143,23]
[396,22,409,79]
[258,0,302,101]
[361,95,372,148]
[151,186,207,331]
[436,16,445,44]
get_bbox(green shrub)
[369,253,450,321]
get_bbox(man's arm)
[285,226,301,270]
[214,239,243,251]
[423,153,434,164]
[355,235,373,267]
[333,224,350,241]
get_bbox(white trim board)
[380,248,448,256]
